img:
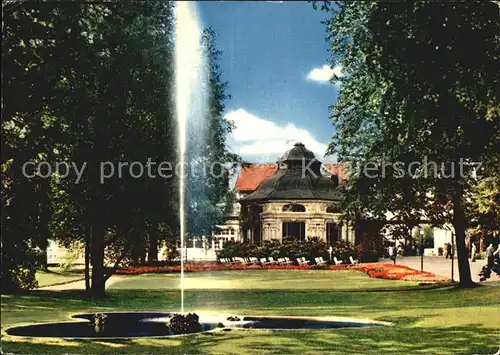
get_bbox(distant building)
[215,142,355,245]
[216,142,458,253]
[46,240,84,265]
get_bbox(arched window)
[282,204,306,212]
[326,204,341,213]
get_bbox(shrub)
[217,241,260,259]
[2,268,38,292]
[162,240,181,262]
[356,239,381,262]
[217,237,359,264]
[167,313,202,334]
[1,245,42,293]
[330,240,358,261]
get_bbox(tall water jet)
[175,2,208,314]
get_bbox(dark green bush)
[2,242,43,293]
[218,237,359,263]
[217,241,261,259]
[1,265,39,293]
[356,238,382,262]
[167,313,202,334]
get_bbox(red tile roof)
[235,163,349,193]
[323,163,348,182]
[235,164,278,192]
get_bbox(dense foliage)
[317,1,500,287]
[2,2,235,296]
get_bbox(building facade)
[233,142,354,245]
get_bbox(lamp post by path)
[451,233,455,282]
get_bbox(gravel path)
[38,275,127,291]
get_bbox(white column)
[349,226,355,244]
[342,225,348,242]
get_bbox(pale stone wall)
[255,200,354,243]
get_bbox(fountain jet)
[175,2,208,314]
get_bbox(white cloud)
[306,64,343,84]
[225,108,333,162]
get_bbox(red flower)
[114,262,447,283]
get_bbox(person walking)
[486,243,495,269]
[471,243,477,262]
[445,242,451,259]
[495,244,500,263]
[391,245,398,265]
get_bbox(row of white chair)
[330,256,360,265]
[219,255,359,266]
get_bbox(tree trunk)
[408,225,414,251]
[90,224,106,298]
[148,228,158,265]
[130,242,141,266]
[452,184,476,288]
[139,242,147,265]
[105,243,131,282]
[84,227,91,294]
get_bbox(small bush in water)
[167,313,202,334]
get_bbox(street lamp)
[451,232,455,282]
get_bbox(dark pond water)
[6,312,389,338]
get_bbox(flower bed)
[115,263,316,275]
[351,263,449,282]
[115,262,447,283]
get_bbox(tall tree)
[319,1,499,287]
[2,1,178,296]
[2,2,87,291]
[57,1,178,297]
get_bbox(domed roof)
[280,142,315,163]
[241,143,343,202]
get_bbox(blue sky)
[197,1,340,163]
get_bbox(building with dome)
[213,142,354,246]
[212,142,458,256]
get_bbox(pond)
[6,312,391,339]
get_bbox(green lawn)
[35,267,84,287]
[110,269,420,290]
[2,270,499,354]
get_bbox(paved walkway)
[377,256,500,283]
[38,275,126,291]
